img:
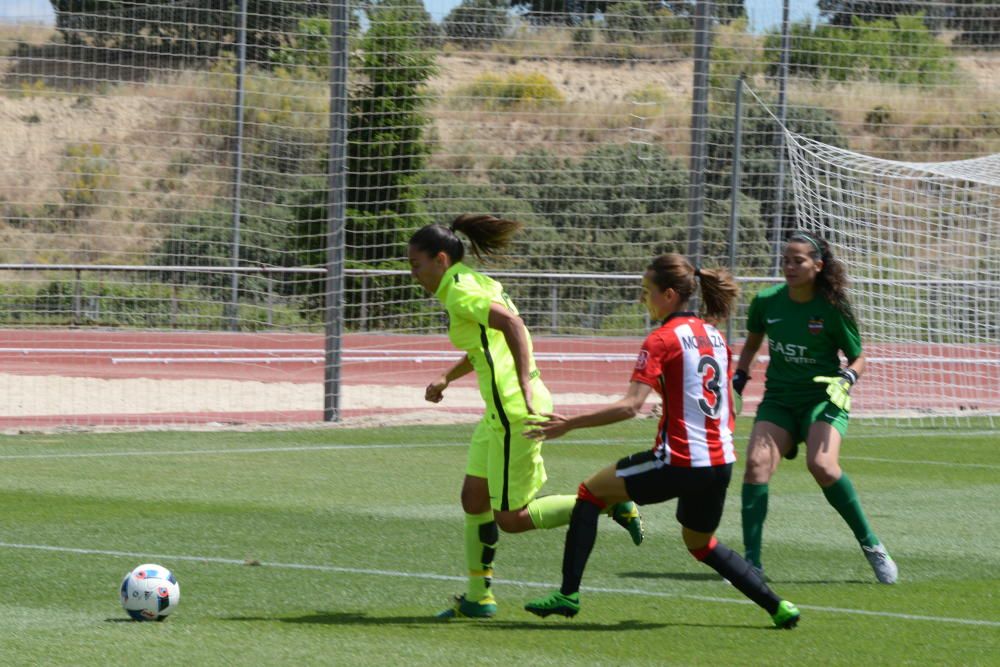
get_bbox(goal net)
[785,132,1000,422]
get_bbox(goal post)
[785,132,1000,422]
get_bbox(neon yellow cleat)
[436,593,497,619]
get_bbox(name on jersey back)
[680,333,726,351]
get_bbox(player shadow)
[620,570,871,585]
[770,577,872,585]
[225,612,758,632]
[618,570,718,582]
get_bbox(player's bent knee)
[576,482,607,509]
[807,461,840,486]
[495,510,533,534]
[687,535,718,561]
[742,455,772,483]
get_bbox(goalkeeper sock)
[526,494,576,530]
[741,482,769,568]
[822,473,878,548]
[464,511,498,601]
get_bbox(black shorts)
[615,450,733,534]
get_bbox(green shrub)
[460,72,563,110]
[59,142,117,215]
[764,14,956,85]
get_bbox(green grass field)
[1,419,997,665]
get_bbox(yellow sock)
[526,494,576,529]
[464,511,496,601]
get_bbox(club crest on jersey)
[635,349,649,370]
[808,317,824,335]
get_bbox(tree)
[444,0,512,46]
[948,0,1000,46]
[49,1,331,65]
[817,1,935,27]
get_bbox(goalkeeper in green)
[407,214,644,619]
[732,230,898,584]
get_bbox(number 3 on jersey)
[696,355,723,418]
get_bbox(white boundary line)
[0,541,996,628]
[0,435,997,469]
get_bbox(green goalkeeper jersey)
[435,262,551,427]
[746,283,862,406]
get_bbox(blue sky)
[1,0,819,33]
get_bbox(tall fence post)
[228,0,248,331]
[688,0,714,267]
[771,0,791,275]
[727,74,745,345]
[324,0,349,422]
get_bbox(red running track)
[0,329,996,427]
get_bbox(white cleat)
[862,543,898,584]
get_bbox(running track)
[0,329,996,427]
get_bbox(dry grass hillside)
[1,22,999,264]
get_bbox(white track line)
[0,436,997,469]
[0,541,996,628]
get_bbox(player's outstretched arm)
[523,381,653,441]
[425,354,473,403]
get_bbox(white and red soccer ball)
[120,563,180,621]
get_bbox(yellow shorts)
[466,417,547,512]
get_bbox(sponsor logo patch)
[634,349,649,371]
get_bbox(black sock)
[560,500,601,596]
[697,540,782,615]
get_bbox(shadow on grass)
[620,569,871,585]
[225,612,763,632]
[618,570,718,582]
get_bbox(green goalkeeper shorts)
[754,396,849,445]
[467,417,547,513]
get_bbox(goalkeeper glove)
[731,369,750,416]
[812,368,858,412]
[732,369,750,396]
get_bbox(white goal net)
[786,132,1000,422]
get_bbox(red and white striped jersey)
[630,312,737,467]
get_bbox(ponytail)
[408,214,522,263]
[696,266,740,323]
[450,214,522,261]
[646,254,739,323]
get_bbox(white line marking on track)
[0,541,996,628]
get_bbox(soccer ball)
[120,563,180,621]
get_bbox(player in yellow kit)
[407,214,643,619]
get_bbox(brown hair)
[408,214,523,263]
[646,253,739,323]
[787,230,855,322]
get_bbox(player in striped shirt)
[733,230,897,584]
[407,214,644,620]
[523,254,800,628]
